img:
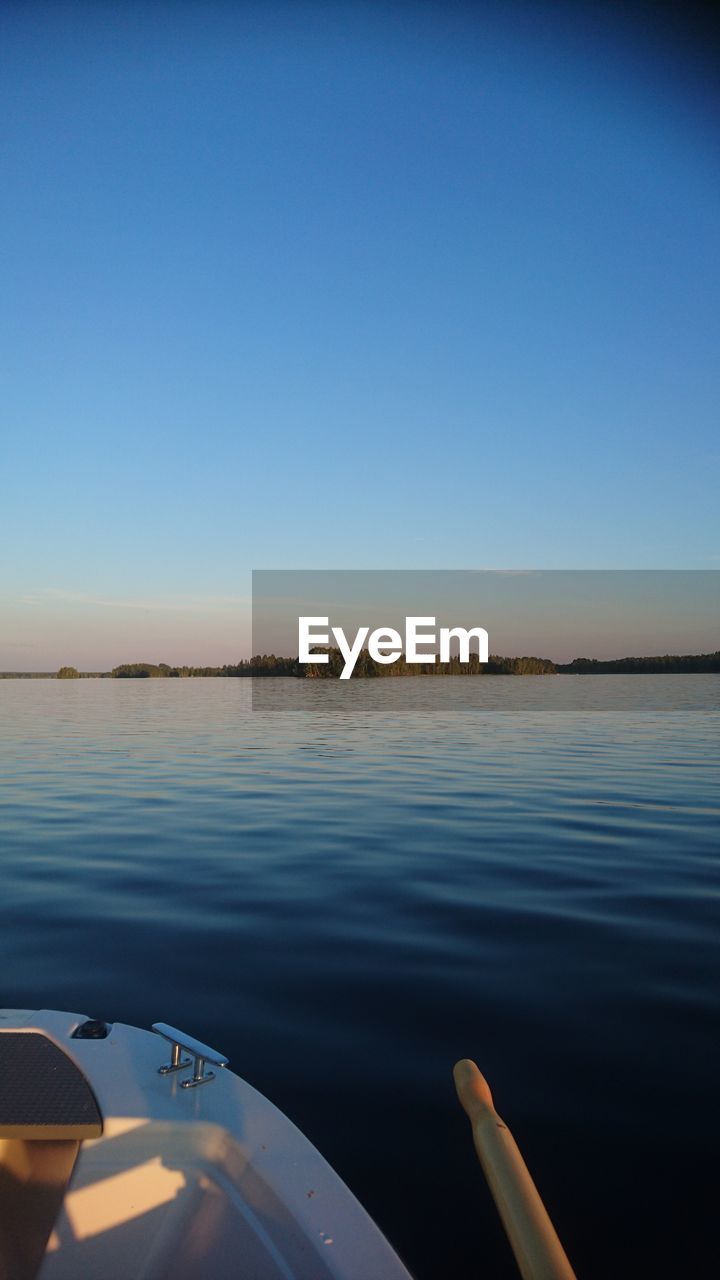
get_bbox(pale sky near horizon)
[2,2,719,668]
[253,570,720,666]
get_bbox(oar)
[454,1059,577,1280]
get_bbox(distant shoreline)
[2,651,719,679]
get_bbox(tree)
[57,666,80,679]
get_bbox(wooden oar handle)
[454,1059,577,1280]
[454,1057,495,1117]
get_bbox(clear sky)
[2,1,719,668]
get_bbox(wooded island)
[35,650,720,678]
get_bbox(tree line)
[45,649,718,678]
[106,654,556,678]
[556,652,720,673]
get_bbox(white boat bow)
[0,1009,414,1280]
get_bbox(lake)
[1,676,718,1278]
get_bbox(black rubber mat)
[0,1033,102,1137]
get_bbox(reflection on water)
[1,677,718,1279]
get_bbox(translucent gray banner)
[251,570,720,712]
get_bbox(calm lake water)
[1,677,718,1278]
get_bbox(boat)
[0,1009,576,1280]
[0,1008,414,1279]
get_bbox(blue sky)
[1,2,718,666]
